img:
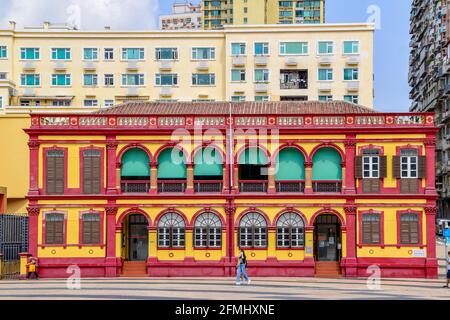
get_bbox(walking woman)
[235,250,251,285]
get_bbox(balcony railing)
[194,180,223,193]
[239,180,268,193]
[280,81,308,89]
[276,181,305,193]
[121,180,150,193]
[312,181,342,193]
[158,180,186,193]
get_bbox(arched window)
[194,147,224,193]
[276,212,305,248]
[158,148,187,193]
[239,212,267,248]
[157,212,186,248]
[194,212,222,248]
[238,147,269,193]
[121,148,150,193]
[275,148,305,192]
[312,147,342,192]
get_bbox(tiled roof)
[94,101,378,115]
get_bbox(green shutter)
[157,148,187,179]
[194,148,223,177]
[121,148,150,177]
[276,148,305,181]
[312,148,342,180]
[238,148,268,165]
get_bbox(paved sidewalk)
[1,277,449,300]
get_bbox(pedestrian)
[235,250,251,285]
[26,258,39,280]
[444,251,450,288]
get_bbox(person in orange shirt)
[26,258,39,280]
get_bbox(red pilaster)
[424,138,436,195]
[344,139,356,194]
[28,140,40,196]
[105,207,118,277]
[304,161,313,194]
[425,206,438,278]
[106,139,118,194]
[226,205,236,276]
[343,205,357,277]
[27,207,40,257]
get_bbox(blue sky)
[160,1,412,112]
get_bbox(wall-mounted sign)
[305,246,313,255]
[411,249,426,258]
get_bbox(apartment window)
[155,48,178,60]
[318,95,332,101]
[51,48,71,60]
[192,47,215,60]
[318,68,333,81]
[83,74,98,86]
[20,74,40,86]
[21,100,30,106]
[243,17,248,24]
[400,149,418,179]
[255,96,269,102]
[52,74,71,86]
[83,48,98,60]
[231,43,246,56]
[0,46,7,58]
[318,41,333,55]
[84,100,98,107]
[155,73,178,86]
[344,95,358,104]
[45,212,65,245]
[104,48,114,60]
[0,96,3,108]
[254,69,269,82]
[104,100,115,107]
[20,48,40,60]
[362,149,380,179]
[51,100,71,107]
[231,96,246,102]
[244,7,248,13]
[192,73,215,85]
[280,42,308,55]
[231,69,246,82]
[46,149,65,194]
[0,72,6,80]
[82,149,101,194]
[361,214,381,244]
[399,213,419,244]
[81,213,101,244]
[121,48,145,60]
[344,68,359,81]
[254,42,269,56]
[104,74,114,86]
[343,41,360,54]
[121,74,145,86]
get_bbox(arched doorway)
[123,214,149,261]
[313,214,341,262]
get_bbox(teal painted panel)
[194,148,223,177]
[238,148,268,165]
[312,148,342,180]
[158,148,187,179]
[121,148,150,177]
[276,148,305,180]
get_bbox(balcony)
[194,180,223,193]
[232,56,246,67]
[280,70,308,89]
[254,56,269,66]
[158,180,186,193]
[196,61,209,71]
[284,57,298,66]
[239,180,268,193]
[22,62,36,71]
[83,62,97,71]
[255,83,269,93]
[312,181,342,193]
[53,62,67,71]
[276,181,305,193]
[159,61,173,71]
[121,180,150,193]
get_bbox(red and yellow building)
[24,101,439,278]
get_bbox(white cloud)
[0,0,159,30]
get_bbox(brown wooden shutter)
[54,156,65,194]
[362,179,380,193]
[410,220,419,244]
[400,220,410,244]
[355,156,363,178]
[418,156,426,178]
[380,156,387,178]
[46,155,56,194]
[91,219,101,244]
[371,220,380,244]
[92,155,101,194]
[392,156,401,178]
[46,220,55,244]
[54,220,64,244]
[83,150,101,194]
[362,220,372,244]
[83,154,92,194]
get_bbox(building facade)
[202,0,325,30]
[160,2,202,30]
[24,101,438,278]
[409,0,450,219]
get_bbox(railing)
[158,180,187,193]
[276,181,305,193]
[121,180,150,193]
[280,82,308,89]
[194,180,223,193]
[239,180,268,193]
[312,181,342,193]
